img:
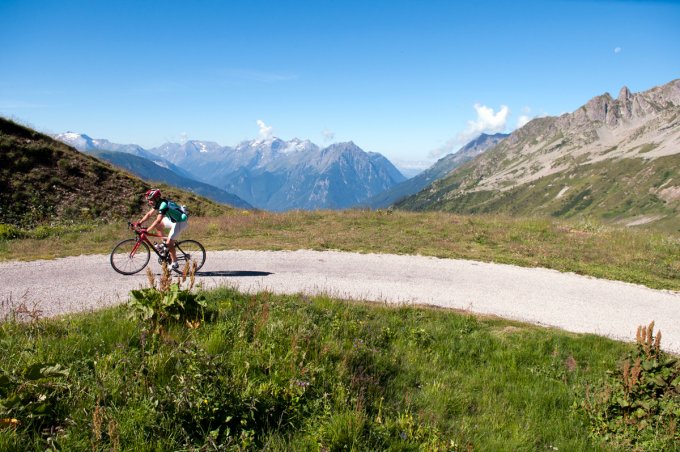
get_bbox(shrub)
[0,224,25,241]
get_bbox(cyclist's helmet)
[145,188,161,203]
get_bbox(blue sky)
[1,0,679,171]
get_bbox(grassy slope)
[0,287,639,451]
[398,154,680,233]
[0,117,234,228]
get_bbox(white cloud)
[179,132,189,144]
[429,104,509,158]
[257,120,273,139]
[517,115,531,128]
[468,104,509,134]
[614,47,622,54]
[322,129,335,143]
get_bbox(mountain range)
[55,132,195,179]
[150,138,407,210]
[57,133,408,211]
[397,79,680,230]
[51,77,680,229]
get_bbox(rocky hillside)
[0,118,233,228]
[398,79,680,230]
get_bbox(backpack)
[165,200,189,222]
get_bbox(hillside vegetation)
[0,118,234,228]
[399,153,680,232]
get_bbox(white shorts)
[162,217,188,241]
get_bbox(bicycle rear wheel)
[110,239,150,275]
[174,240,206,273]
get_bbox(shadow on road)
[196,270,273,277]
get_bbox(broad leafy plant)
[127,262,206,334]
[583,321,680,449]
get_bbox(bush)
[0,224,25,240]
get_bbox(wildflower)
[293,379,310,388]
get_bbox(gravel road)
[1,249,679,353]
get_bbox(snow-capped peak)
[284,138,317,153]
[62,132,85,140]
[54,132,95,150]
[244,137,318,154]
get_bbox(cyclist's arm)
[146,213,165,237]
[137,208,156,226]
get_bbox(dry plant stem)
[108,419,120,451]
[181,261,189,282]
[636,321,661,358]
[189,261,197,290]
[146,267,156,290]
[159,262,171,293]
[92,401,103,443]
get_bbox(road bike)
[110,222,206,275]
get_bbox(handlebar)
[128,222,164,239]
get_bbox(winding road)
[1,250,679,353]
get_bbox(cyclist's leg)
[147,219,168,244]
[166,220,188,265]
[160,217,173,242]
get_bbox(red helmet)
[145,188,161,202]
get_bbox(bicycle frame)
[128,222,167,260]
[112,223,205,275]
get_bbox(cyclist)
[135,188,188,271]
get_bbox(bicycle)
[110,222,206,275]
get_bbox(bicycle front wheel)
[174,240,206,273]
[110,239,150,275]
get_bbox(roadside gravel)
[1,249,679,353]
